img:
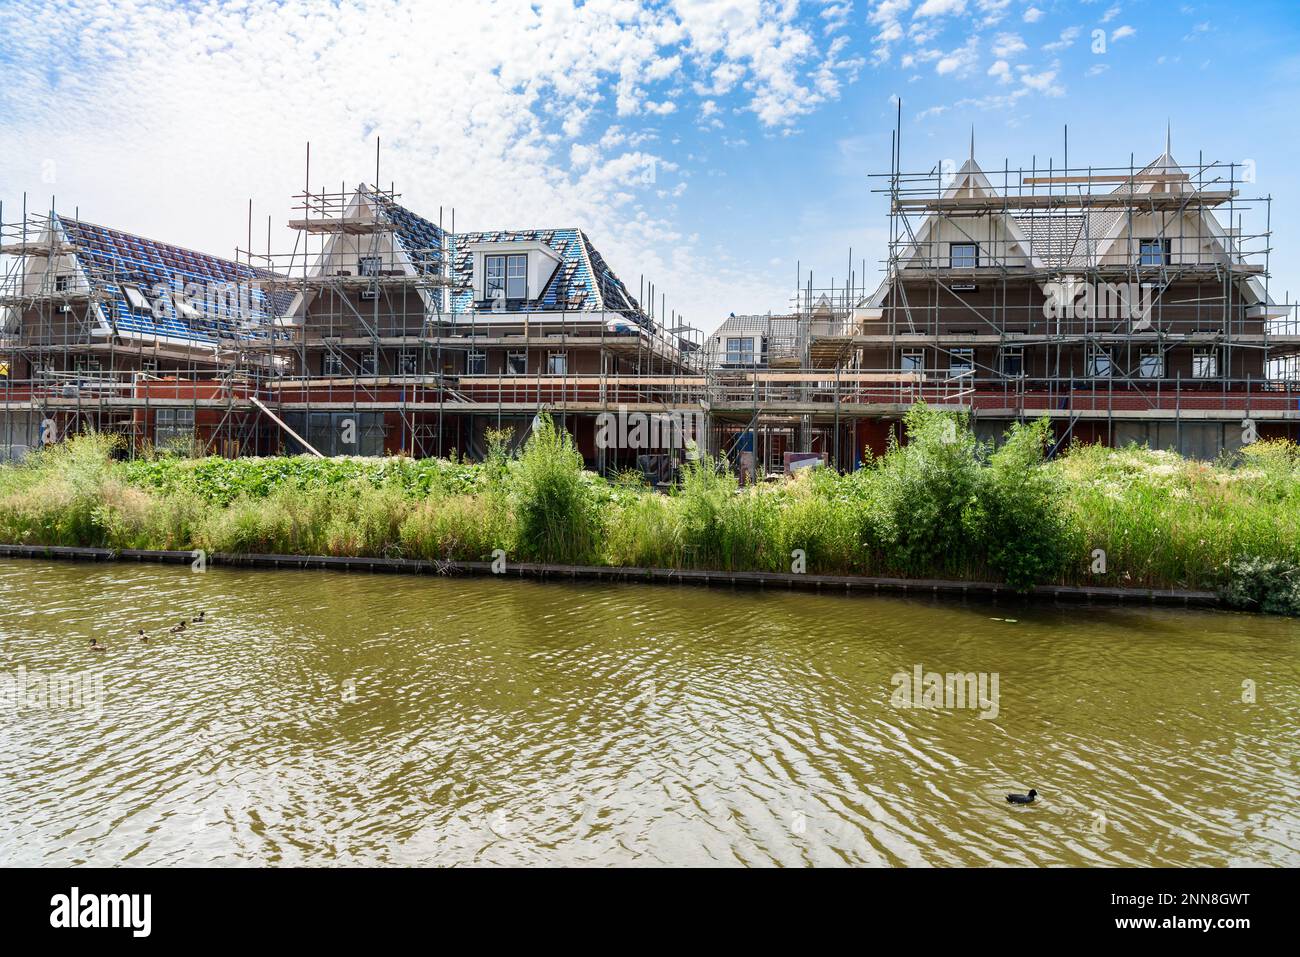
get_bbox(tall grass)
[4,415,1300,613]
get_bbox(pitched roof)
[361,189,648,324]
[56,216,291,346]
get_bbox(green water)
[0,559,1296,866]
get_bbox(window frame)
[900,348,925,374]
[948,347,974,377]
[1139,349,1164,379]
[322,354,345,377]
[506,254,528,300]
[358,255,382,278]
[1000,346,1024,378]
[485,255,506,300]
[467,349,487,376]
[949,242,979,269]
[1192,347,1219,379]
[506,350,527,375]
[724,336,756,365]
[1138,238,1171,268]
[397,351,418,376]
[1087,346,1113,378]
[547,351,568,375]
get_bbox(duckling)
[1006,788,1037,805]
[137,629,149,643]
[169,620,187,634]
[88,638,106,653]
[191,611,205,624]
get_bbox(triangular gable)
[894,157,1038,271]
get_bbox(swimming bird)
[1006,789,1037,805]
[88,638,106,653]
[169,620,187,634]
[191,611,205,624]
[137,629,149,643]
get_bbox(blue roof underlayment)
[57,216,292,346]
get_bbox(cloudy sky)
[2,0,1298,333]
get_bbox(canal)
[1,559,1296,866]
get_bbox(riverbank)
[0,542,1222,608]
[1,406,1298,614]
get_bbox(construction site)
[3,126,1298,476]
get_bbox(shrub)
[511,414,601,564]
[1220,557,1300,616]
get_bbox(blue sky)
[2,0,1298,333]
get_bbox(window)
[1000,347,1024,378]
[949,348,974,376]
[323,354,344,376]
[1139,349,1164,378]
[360,353,377,375]
[54,274,70,293]
[1138,238,1170,267]
[506,254,527,300]
[725,336,755,365]
[75,357,101,373]
[398,352,418,375]
[467,350,487,375]
[547,352,568,375]
[122,284,153,312]
[155,408,195,446]
[1087,347,1112,377]
[950,243,979,269]
[1192,347,1218,379]
[358,255,382,277]
[142,359,159,374]
[901,349,925,373]
[485,255,505,299]
[506,350,527,375]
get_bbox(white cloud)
[1022,6,1043,23]
[1101,5,1121,24]
[1111,24,1136,41]
[914,0,966,16]
[991,32,1028,58]
[935,37,979,76]
[1044,27,1081,53]
[988,59,1012,83]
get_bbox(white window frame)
[506,350,527,375]
[398,351,418,375]
[901,349,925,373]
[358,255,382,278]
[485,255,506,299]
[1000,346,1024,378]
[467,349,487,375]
[123,284,153,312]
[1192,347,1218,379]
[506,254,528,300]
[155,407,195,445]
[323,354,345,377]
[360,353,378,376]
[547,352,568,375]
[724,336,755,365]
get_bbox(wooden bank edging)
[0,542,1223,609]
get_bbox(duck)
[1006,789,1037,805]
[137,629,149,643]
[88,638,106,653]
[169,620,187,634]
[191,611,205,624]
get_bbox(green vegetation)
[3,407,1299,613]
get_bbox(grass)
[3,408,1300,614]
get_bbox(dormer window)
[358,255,382,277]
[950,243,979,269]
[486,254,527,300]
[1139,239,1170,267]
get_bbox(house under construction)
[2,129,1298,475]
